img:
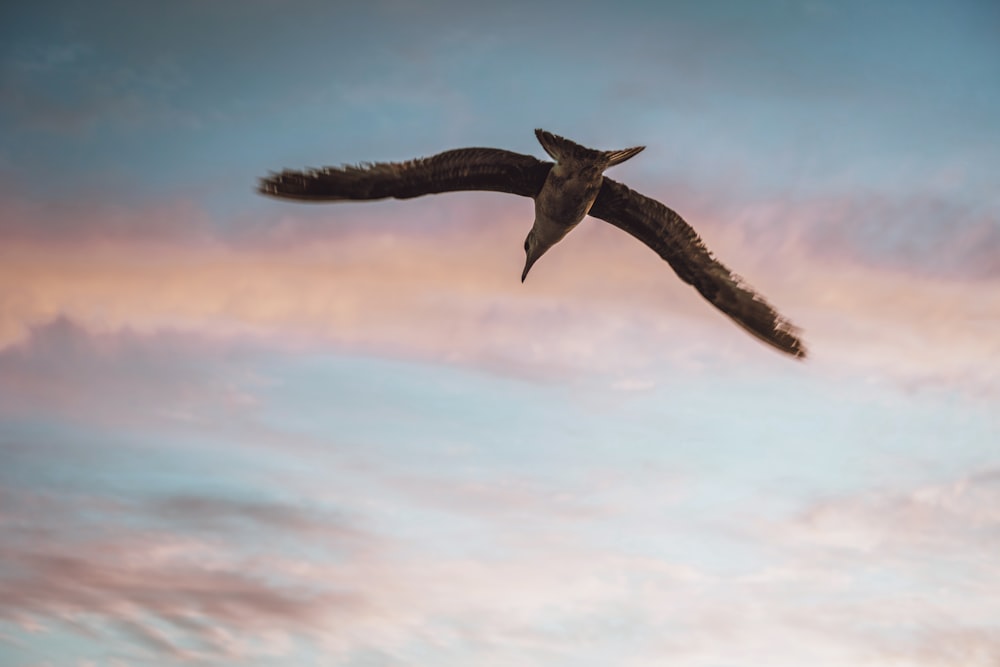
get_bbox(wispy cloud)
[0,486,377,662]
[0,333,995,664]
[748,468,1000,667]
[783,467,1000,559]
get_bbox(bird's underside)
[258,131,807,359]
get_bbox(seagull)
[258,129,806,358]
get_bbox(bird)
[257,129,806,359]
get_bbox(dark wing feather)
[590,178,807,358]
[258,148,552,202]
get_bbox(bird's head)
[521,229,546,282]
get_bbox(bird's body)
[532,160,600,245]
[523,130,645,280]
[258,129,807,358]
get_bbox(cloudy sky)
[1,0,998,665]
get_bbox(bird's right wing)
[258,148,552,202]
[590,177,807,359]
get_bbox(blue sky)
[1,1,999,665]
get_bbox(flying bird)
[258,129,806,358]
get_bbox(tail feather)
[603,145,645,166]
[534,128,644,168]
[535,129,596,161]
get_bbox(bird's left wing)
[589,177,807,358]
[258,148,552,202]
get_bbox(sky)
[1,0,998,665]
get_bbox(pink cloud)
[1,191,997,394]
[0,318,266,425]
[719,191,1000,280]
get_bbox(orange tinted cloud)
[2,195,997,390]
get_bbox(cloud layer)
[0,317,996,664]
[2,191,997,396]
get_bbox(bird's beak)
[521,253,538,283]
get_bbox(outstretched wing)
[258,148,552,202]
[590,178,807,358]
